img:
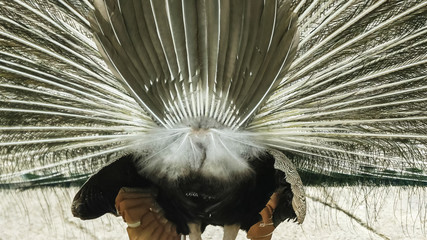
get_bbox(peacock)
[0,0,426,239]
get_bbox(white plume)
[129,121,264,182]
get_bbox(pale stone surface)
[1,187,425,240]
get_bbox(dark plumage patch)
[273,170,297,226]
[156,152,278,233]
[71,155,152,220]
[71,152,297,234]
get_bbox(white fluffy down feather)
[130,118,264,182]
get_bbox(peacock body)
[0,0,426,239]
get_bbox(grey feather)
[91,0,299,128]
[0,0,426,238]
[251,0,427,183]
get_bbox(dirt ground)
[1,186,425,240]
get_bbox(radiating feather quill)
[0,0,426,239]
[251,0,427,183]
[0,0,153,186]
[91,0,299,130]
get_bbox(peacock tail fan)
[0,0,426,239]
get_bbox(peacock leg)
[223,224,240,240]
[188,223,202,240]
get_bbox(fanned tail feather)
[91,0,299,129]
[251,0,427,183]
[0,0,426,191]
[0,0,154,186]
[0,1,426,239]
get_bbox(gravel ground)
[1,186,425,240]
